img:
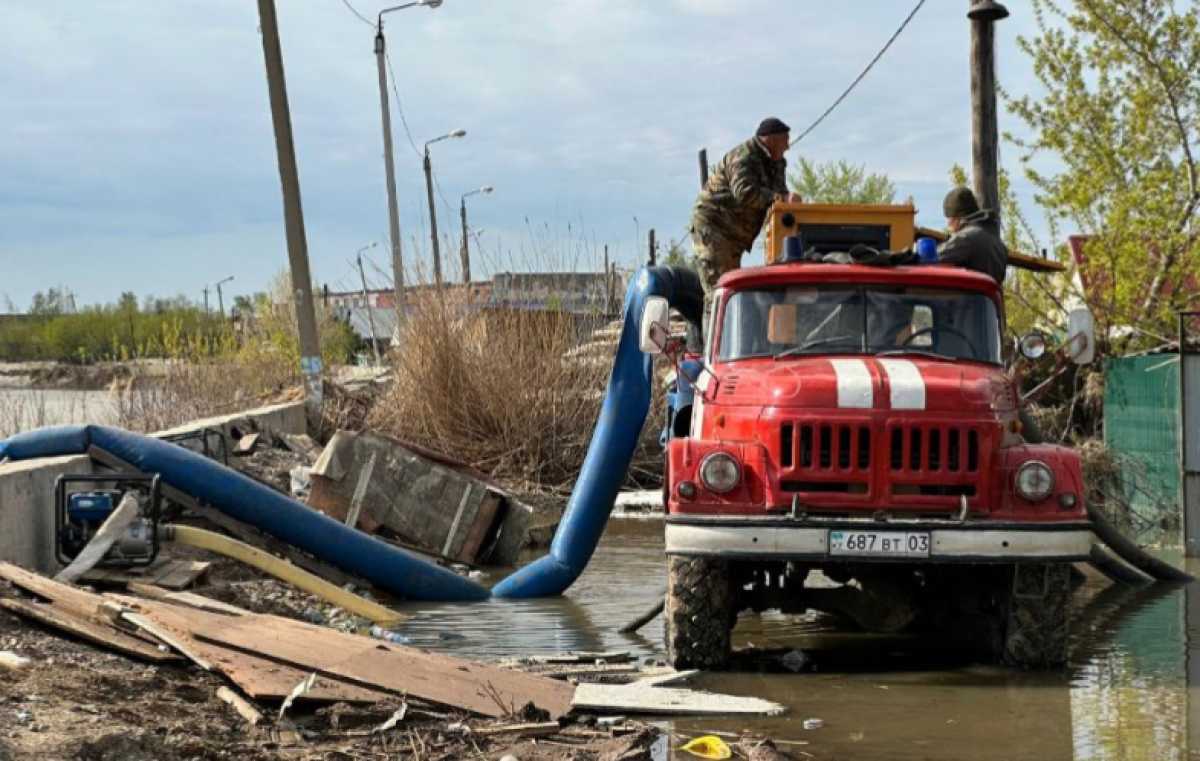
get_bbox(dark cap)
[943,186,980,218]
[756,117,791,137]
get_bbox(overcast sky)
[0,1,1053,310]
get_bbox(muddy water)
[397,520,1200,760]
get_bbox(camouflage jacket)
[691,137,788,253]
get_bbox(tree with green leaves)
[1004,0,1200,351]
[789,158,896,205]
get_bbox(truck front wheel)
[1002,562,1072,668]
[666,556,735,670]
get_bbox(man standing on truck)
[691,118,801,307]
[938,186,1008,283]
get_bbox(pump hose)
[160,524,404,624]
[1087,505,1194,583]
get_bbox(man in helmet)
[937,186,1008,283]
[691,118,802,305]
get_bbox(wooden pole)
[603,244,612,314]
[424,149,443,287]
[257,0,323,412]
[459,198,471,284]
[648,229,656,267]
[698,148,709,188]
[969,1,1004,230]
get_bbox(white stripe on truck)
[830,358,874,409]
[879,358,926,410]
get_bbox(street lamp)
[374,0,444,328]
[459,186,494,284]
[423,129,467,287]
[354,242,383,365]
[214,276,234,320]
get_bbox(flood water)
[397,519,1200,761]
[0,388,117,438]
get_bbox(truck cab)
[645,204,1094,670]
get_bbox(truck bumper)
[664,517,1095,563]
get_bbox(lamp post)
[375,0,444,328]
[459,186,493,284]
[214,276,234,320]
[355,242,383,366]
[423,129,466,286]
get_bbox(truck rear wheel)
[1002,563,1071,668]
[666,556,735,670]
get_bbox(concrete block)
[0,455,92,573]
[154,401,307,460]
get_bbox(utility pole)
[698,148,709,188]
[458,185,492,285]
[648,229,656,267]
[215,276,234,320]
[423,149,442,287]
[202,287,210,316]
[374,27,407,328]
[357,254,383,366]
[603,244,611,314]
[968,0,1008,229]
[256,0,322,411]
[459,198,470,284]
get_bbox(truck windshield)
[717,285,1002,364]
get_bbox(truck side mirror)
[639,296,671,354]
[1067,308,1095,365]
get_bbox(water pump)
[55,473,161,568]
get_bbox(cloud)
[0,1,1052,306]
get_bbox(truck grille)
[888,425,979,473]
[781,422,871,471]
[777,420,988,504]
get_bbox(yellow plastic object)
[161,524,404,625]
[679,735,732,759]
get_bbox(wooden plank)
[0,561,112,621]
[151,560,212,590]
[122,611,215,671]
[914,226,1065,273]
[217,686,263,726]
[458,491,501,563]
[80,558,211,591]
[0,598,175,663]
[571,683,785,716]
[473,722,560,738]
[0,651,31,671]
[192,615,576,719]
[125,584,251,617]
[107,595,390,703]
[87,445,373,592]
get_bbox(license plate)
[828,530,930,558]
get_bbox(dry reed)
[367,296,662,492]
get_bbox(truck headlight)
[1015,461,1055,502]
[699,452,741,494]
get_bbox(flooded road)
[397,519,1200,760]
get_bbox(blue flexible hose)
[0,267,700,601]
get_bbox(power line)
[790,0,927,146]
[339,0,374,27]
[384,49,424,160]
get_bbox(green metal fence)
[1103,355,1181,519]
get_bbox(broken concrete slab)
[307,431,532,566]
